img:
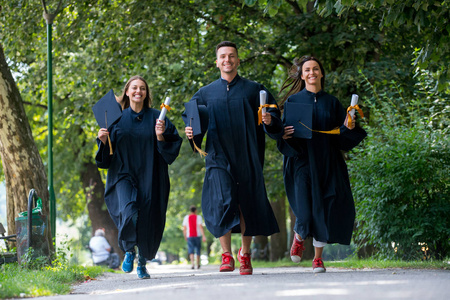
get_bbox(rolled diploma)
[158,96,171,121]
[260,90,267,114]
[349,94,359,118]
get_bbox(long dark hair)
[119,75,152,109]
[278,56,325,107]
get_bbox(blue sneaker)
[122,251,136,273]
[137,265,150,279]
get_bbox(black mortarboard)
[284,102,313,139]
[92,89,122,129]
[182,100,209,136]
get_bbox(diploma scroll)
[259,90,267,114]
[349,94,358,118]
[158,96,171,121]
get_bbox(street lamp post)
[41,0,62,239]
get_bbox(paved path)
[38,264,449,300]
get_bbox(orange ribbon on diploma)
[257,104,278,125]
[346,104,364,124]
[158,96,172,121]
[160,103,172,111]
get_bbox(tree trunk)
[253,235,268,260]
[0,43,53,252]
[269,195,287,261]
[81,162,122,257]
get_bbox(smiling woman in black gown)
[96,76,182,279]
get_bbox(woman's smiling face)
[126,79,147,104]
[301,60,323,89]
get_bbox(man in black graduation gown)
[183,41,283,275]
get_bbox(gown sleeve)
[95,137,113,169]
[338,125,367,151]
[157,117,183,165]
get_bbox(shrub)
[348,73,450,260]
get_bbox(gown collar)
[220,74,240,87]
[129,107,146,120]
[303,88,325,97]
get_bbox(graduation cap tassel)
[299,121,341,135]
[192,140,208,157]
[189,118,207,157]
[105,111,113,155]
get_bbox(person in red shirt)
[182,205,206,269]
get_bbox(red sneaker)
[312,258,326,273]
[219,252,235,272]
[237,248,253,275]
[290,237,305,263]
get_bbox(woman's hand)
[344,114,355,130]
[98,128,109,144]
[185,126,193,140]
[262,112,272,125]
[282,126,294,139]
[155,119,166,141]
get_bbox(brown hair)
[278,56,325,107]
[119,75,152,109]
[215,41,238,57]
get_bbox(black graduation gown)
[183,75,284,238]
[277,89,367,245]
[96,107,182,259]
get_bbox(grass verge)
[251,257,450,270]
[0,262,106,299]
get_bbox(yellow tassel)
[192,140,208,157]
[299,121,341,135]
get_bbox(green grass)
[251,257,450,270]
[0,262,106,299]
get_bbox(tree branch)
[22,101,47,109]
[286,0,302,15]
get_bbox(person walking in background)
[182,205,206,269]
[183,41,283,275]
[277,56,366,273]
[95,76,182,279]
[89,228,120,269]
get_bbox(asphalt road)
[36,263,449,300]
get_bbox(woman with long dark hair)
[278,56,366,273]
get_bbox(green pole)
[43,0,61,238]
[46,21,56,239]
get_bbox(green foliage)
[315,0,450,91]
[2,0,449,261]
[348,72,450,260]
